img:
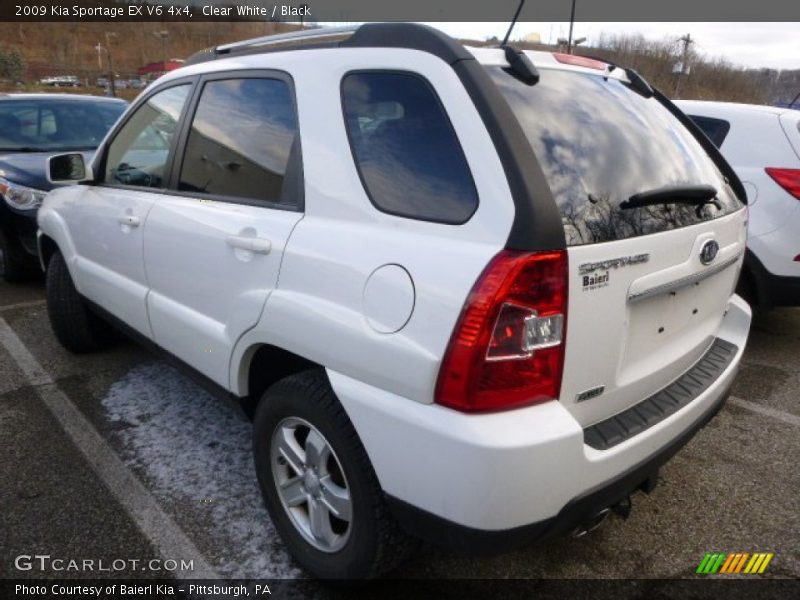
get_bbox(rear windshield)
[489,66,743,246]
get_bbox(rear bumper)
[745,249,800,308]
[385,383,730,555]
[328,295,751,545]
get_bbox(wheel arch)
[36,207,79,273]
[236,342,321,417]
[37,232,59,272]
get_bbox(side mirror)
[47,153,94,184]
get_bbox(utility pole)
[105,32,117,98]
[674,33,693,99]
[566,0,577,54]
[154,30,170,64]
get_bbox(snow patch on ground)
[102,362,302,579]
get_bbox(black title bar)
[2,0,800,22]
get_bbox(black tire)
[253,370,415,579]
[46,251,114,353]
[0,228,35,283]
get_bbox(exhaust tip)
[571,507,611,538]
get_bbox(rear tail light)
[434,250,568,413]
[765,168,800,200]
[794,254,800,262]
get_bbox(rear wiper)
[620,184,720,210]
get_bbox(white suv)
[39,24,751,579]
[676,100,800,309]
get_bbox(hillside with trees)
[0,23,797,107]
[478,31,798,106]
[0,21,299,83]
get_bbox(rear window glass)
[489,67,742,246]
[342,71,478,224]
[688,115,731,148]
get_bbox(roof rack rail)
[215,25,360,55]
[184,23,478,68]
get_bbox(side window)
[689,115,731,148]
[341,71,478,224]
[104,84,191,188]
[178,77,298,205]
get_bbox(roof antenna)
[499,0,539,85]
[789,91,800,109]
[501,0,526,47]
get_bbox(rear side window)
[341,71,478,224]
[179,77,298,206]
[688,115,731,148]
[489,67,743,246]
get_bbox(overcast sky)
[425,22,800,71]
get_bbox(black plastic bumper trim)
[744,248,800,309]
[385,384,732,556]
[583,337,738,450]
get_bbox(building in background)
[137,59,185,82]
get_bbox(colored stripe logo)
[696,552,774,574]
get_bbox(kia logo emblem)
[700,240,719,265]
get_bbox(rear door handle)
[118,214,140,227]
[226,235,272,255]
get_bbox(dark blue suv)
[0,93,126,281]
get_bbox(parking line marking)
[729,395,800,427]
[0,299,46,313]
[0,317,220,579]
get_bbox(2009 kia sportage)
[38,23,751,579]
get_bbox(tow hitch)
[612,495,632,520]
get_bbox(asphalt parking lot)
[1,276,798,588]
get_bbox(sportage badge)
[578,254,650,275]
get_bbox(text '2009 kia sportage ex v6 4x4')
[38,24,751,579]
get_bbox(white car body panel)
[37,38,754,535]
[676,101,800,280]
[779,111,800,159]
[330,296,750,530]
[143,195,303,387]
[40,185,158,337]
[228,48,515,400]
[560,210,745,428]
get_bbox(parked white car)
[676,100,800,308]
[38,24,751,579]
